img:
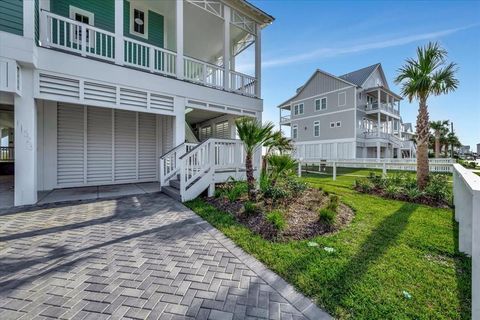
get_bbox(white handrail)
[184,56,224,89]
[124,37,176,76]
[41,10,115,61]
[159,142,197,186]
[230,70,256,96]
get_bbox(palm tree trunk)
[245,151,256,201]
[261,156,267,174]
[434,132,440,158]
[416,98,430,190]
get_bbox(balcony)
[280,114,291,124]
[357,131,404,145]
[39,5,261,98]
[364,102,400,115]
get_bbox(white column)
[173,97,185,146]
[223,6,231,90]
[386,115,390,135]
[14,68,37,205]
[114,0,124,65]
[376,141,381,159]
[255,24,262,97]
[377,112,381,137]
[176,0,184,80]
[23,0,35,39]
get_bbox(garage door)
[57,104,158,187]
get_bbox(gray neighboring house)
[278,63,416,160]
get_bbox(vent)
[39,73,80,98]
[84,81,117,104]
[120,88,148,108]
[150,93,174,111]
[187,99,207,108]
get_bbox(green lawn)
[186,173,470,319]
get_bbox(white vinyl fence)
[297,158,455,179]
[453,164,480,319]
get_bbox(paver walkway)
[0,193,330,320]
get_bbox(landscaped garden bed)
[206,178,354,241]
[354,172,452,208]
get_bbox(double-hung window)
[293,103,304,115]
[131,6,148,38]
[299,103,304,114]
[292,125,298,139]
[313,121,320,137]
[294,104,299,115]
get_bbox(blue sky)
[247,0,480,149]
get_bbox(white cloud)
[236,25,476,72]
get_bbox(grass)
[186,172,471,319]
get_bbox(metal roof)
[338,63,380,87]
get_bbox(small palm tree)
[236,117,274,201]
[262,131,292,172]
[430,120,449,158]
[267,154,297,188]
[395,42,458,190]
[446,132,461,157]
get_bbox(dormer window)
[131,6,148,39]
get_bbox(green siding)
[0,0,23,36]
[123,0,164,48]
[50,0,115,32]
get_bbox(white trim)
[290,108,355,122]
[338,91,346,107]
[293,103,304,115]
[69,6,94,24]
[336,121,342,128]
[292,124,298,139]
[130,4,149,39]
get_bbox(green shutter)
[0,0,23,36]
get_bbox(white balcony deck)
[40,10,259,98]
[364,102,400,116]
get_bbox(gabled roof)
[338,63,381,87]
[277,69,356,108]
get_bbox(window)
[130,6,148,38]
[293,103,304,115]
[315,97,327,111]
[294,104,299,115]
[215,121,229,139]
[336,121,341,127]
[200,126,212,141]
[292,125,298,139]
[330,122,335,128]
[313,121,320,137]
[69,6,94,46]
[338,92,346,106]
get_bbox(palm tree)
[267,154,297,188]
[262,131,292,173]
[446,132,461,157]
[395,42,458,190]
[235,117,274,201]
[430,120,449,158]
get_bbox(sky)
[245,0,480,150]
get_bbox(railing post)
[159,158,164,186]
[149,46,155,72]
[297,161,302,177]
[40,11,48,46]
[176,0,184,80]
[114,0,124,65]
[81,24,87,57]
[333,161,337,180]
[382,162,387,176]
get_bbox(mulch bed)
[205,188,354,241]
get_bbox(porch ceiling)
[186,108,226,125]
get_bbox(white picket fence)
[453,164,480,319]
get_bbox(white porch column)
[377,112,381,137]
[176,0,184,80]
[223,6,231,90]
[376,141,381,159]
[173,97,186,146]
[114,0,124,65]
[14,68,37,205]
[23,0,35,39]
[255,24,262,97]
[386,115,390,134]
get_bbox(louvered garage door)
[57,105,158,187]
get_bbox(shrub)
[406,187,423,201]
[263,185,290,202]
[354,178,374,193]
[327,194,339,211]
[368,172,387,189]
[424,174,451,202]
[224,181,248,202]
[319,208,337,226]
[285,176,307,194]
[385,185,401,198]
[259,171,271,194]
[243,201,257,215]
[266,210,286,231]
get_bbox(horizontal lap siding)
[50,0,115,32]
[0,0,23,36]
[123,0,164,48]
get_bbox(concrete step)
[169,179,181,190]
[162,186,182,202]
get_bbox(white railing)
[41,10,115,61]
[124,37,176,76]
[184,57,224,89]
[230,71,257,97]
[159,142,197,186]
[365,102,399,115]
[452,163,480,320]
[280,115,291,123]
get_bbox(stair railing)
[159,142,197,186]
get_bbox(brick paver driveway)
[0,193,330,320]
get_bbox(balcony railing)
[357,131,405,145]
[40,10,258,98]
[280,115,291,123]
[365,102,399,115]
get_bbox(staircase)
[159,138,247,202]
